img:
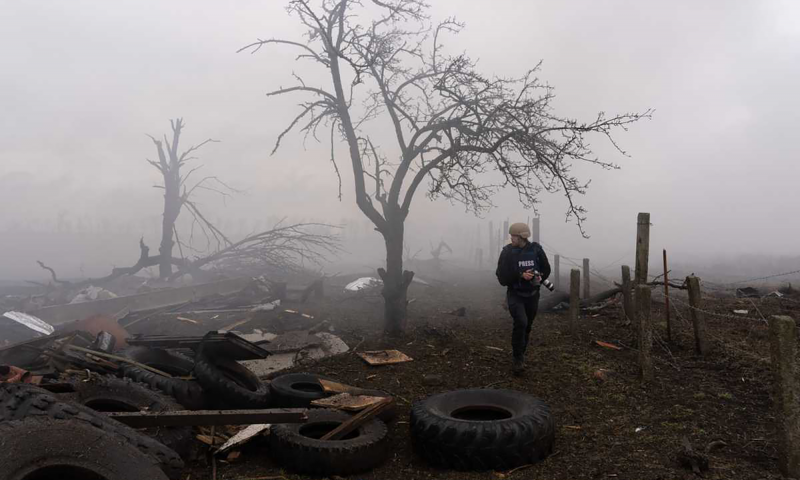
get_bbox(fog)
[2,1,799,284]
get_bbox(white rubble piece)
[215,424,271,454]
[69,286,118,304]
[344,277,382,292]
[241,332,349,377]
[2,311,54,336]
[250,300,281,312]
[733,310,749,315]
[238,329,278,344]
[265,330,322,354]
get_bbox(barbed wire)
[653,290,768,322]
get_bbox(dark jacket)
[496,241,551,296]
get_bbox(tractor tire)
[72,375,194,459]
[0,383,184,479]
[269,372,331,408]
[0,417,170,480]
[116,346,207,410]
[193,344,269,409]
[270,408,389,476]
[410,388,555,471]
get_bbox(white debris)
[237,329,278,344]
[216,424,271,454]
[69,286,118,304]
[344,277,382,292]
[733,310,749,315]
[250,299,281,312]
[2,311,54,336]
[242,332,349,377]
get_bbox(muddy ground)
[127,273,799,480]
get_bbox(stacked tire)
[0,383,183,480]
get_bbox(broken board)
[357,349,413,366]
[311,392,387,411]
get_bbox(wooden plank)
[311,393,388,411]
[357,350,413,365]
[320,399,392,441]
[107,408,307,428]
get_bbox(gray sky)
[1,1,799,280]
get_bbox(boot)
[512,357,526,376]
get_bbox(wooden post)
[621,265,633,324]
[554,255,560,290]
[532,217,540,243]
[569,269,580,336]
[686,276,707,355]
[582,258,590,299]
[769,315,800,478]
[635,213,650,284]
[636,285,653,382]
[663,249,671,342]
[489,221,494,253]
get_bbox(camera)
[532,270,555,292]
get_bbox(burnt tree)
[241,0,650,335]
[147,119,230,278]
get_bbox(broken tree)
[242,0,650,334]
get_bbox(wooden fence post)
[636,285,653,382]
[489,221,494,254]
[635,213,650,284]
[686,276,707,355]
[663,249,672,342]
[554,255,560,291]
[769,315,800,478]
[532,217,540,244]
[583,258,590,299]
[621,265,633,324]
[569,269,580,336]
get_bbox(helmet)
[509,222,530,239]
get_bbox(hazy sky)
[2,1,799,279]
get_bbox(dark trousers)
[507,289,540,360]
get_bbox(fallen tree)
[32,222,341,294]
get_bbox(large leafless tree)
[241,0,651,335]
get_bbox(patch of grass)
[693,392,706,400]
[718,392,734,400]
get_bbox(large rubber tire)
[194,345,270,409]
[410,388,555,471]
[270,408,389,476]
[72,375,194,459]
[116,346,207,410]
[269,372,397,421]
[0,417,170,480]
[269,372,331,408]
[0,383,184,479]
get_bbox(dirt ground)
[130,272,799,480]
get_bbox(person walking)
[496,222,551,376]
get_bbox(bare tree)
[146,119,231,278]
[240,0,651,335]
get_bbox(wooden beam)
[107,408,308,428]
[320,398,392,441]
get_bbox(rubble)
[70,285,118,304]
[2,311,54,336]
[241,332,349,377]
[216,424,272,454]
[357,349,413,366]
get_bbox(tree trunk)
[159,173,180,279]
[378,221,414,336]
